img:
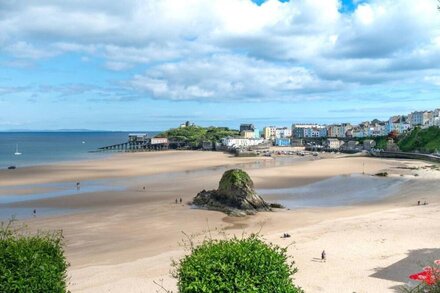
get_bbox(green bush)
[0,221,69,293]
[175,235,302,293]
[158,125,239,148]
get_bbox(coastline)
[0,150,271,187]
[1,151,439,292]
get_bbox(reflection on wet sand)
[258,174,407,208]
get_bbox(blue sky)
[0,0,439,131]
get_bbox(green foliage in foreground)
[398,126,440,153]
[158,125,239,148]
[0,221,68,293]
[403,283,440,293]
[175,235,302,293]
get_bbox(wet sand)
[1,151,439,292]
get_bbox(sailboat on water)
[14,144,22,156]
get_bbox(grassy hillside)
[398,126,440,153]
[158,125,239,148]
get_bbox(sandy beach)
[1,150,439,292]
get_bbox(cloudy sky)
[1,0,439,130]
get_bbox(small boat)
[14,144,22,156]
[7,166,16,170]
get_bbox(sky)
[0,0,439,131]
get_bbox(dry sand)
[2,151,439,292]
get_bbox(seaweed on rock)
[193,169,270,216]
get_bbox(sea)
[0,131,159,168]
[0,133,409,219]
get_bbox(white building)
[150,137,168,145]
[351,127,367,138]
[430,109,440,126]
[242,130,256,139]
[409,111,432,128]
[324,138,344,149]
[179,121,194,128]
[221,137,265,148]
[263,126,277,140]
[275,127,292,138]
[370,122,387,136]
[263,126,292,140]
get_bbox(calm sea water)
[0,132,159,168]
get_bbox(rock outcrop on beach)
[193,169,270,216]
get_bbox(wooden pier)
[98,134,169,152]
[98,141,167,152]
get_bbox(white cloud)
[424,75,440,86]
[4,41,59,59]
[130,54,343,101]
[0,0,439,102]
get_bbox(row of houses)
[221,108,439,150]
[291,118,409,139]
[184,108,440,151]
[258,108,440,140]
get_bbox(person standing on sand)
[76,182,80,190]
[321,250,326,262]
[175,198,178,204]
[179,198,182,204]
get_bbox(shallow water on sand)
[0,180,126,219]
[0,157,393,219]
[0,181,126,205]
[258,174,406,208]
[0,157,307,219]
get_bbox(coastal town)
[102,108,440,155]
[223,108,440,151]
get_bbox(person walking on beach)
[321,250,326,262]
[76,182,80,190]
[33,209,36,217]
[179,198,182,204]
[175,198,178,204]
